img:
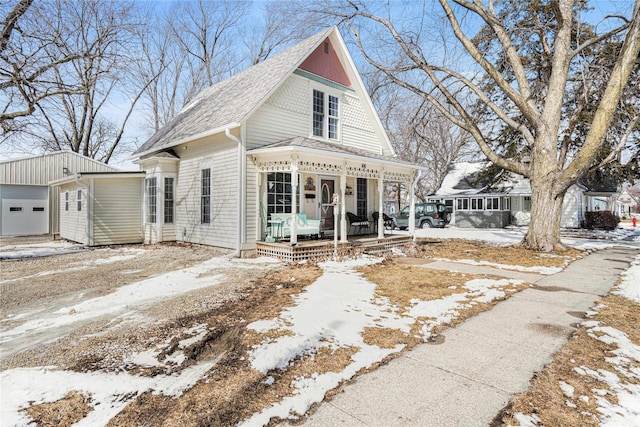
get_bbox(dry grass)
[18,240,583,426]
[23,392,92,427]
[498,294,640,426]
[414,238,583,268]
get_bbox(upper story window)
[312,89,339,140]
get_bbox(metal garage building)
[0,152,119,237]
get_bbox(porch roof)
[247,137,424,171]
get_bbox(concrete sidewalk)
[296,247,639,427]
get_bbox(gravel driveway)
[0,237,281,369]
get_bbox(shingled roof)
[134,27,334,156]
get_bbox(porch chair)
[372,212,395,233]
[347,212,370,235]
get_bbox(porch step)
[358,235,412,255]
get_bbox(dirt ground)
[0,236,585,426]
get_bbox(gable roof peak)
[134,27,336,157]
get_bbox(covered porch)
[248,137,421,251]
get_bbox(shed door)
[1,185,49,236]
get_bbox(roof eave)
[131,122,242,160]
[247,145,424,171]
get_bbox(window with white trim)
[266,172,299,215]
[471,197,484,210]
[486,197,500,210]
[164,177,174,224]
[457,198,469,210]
[356,178,367,218]
[65,192,69,211]
[328,95,339,139]
[201,169,211,224]
[313,90,324,137]
[523,196,531,212]
[312,89,339,140]
[503,197,511,210]
[145,177,157,223]
[77,190,82,211]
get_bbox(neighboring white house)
[0,152,118,237]
[51,172,146,246]
[132,26,423,256]
[431,162,617,228]
[616,187,639,216]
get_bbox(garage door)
[0,185,49,236]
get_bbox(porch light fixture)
[63,167,69,174]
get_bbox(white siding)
[246,74,382,154]
[175,136,239,249]
[58,183,89,244]
[561,185,583,228]
[245,160,258,244]
[93,178,143,245]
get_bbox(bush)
[584,211,620,230]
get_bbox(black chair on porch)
[347,212,370,235]
[372,212,395,233]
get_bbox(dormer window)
[312,89,339,140]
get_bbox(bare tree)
[18,0,158,163]
[243,0,315,65]
[0,0,85,132]
[314,0,640,251]
[170,0,247,104]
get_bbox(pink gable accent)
[299,38,351,88]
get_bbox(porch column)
[378,174,384,239]
[408,176,416,239]
[256,171,262,241]
[340,169,348,242]
[290,160,298,245]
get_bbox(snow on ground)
[0,247,148,286]
[411,225,640,250]
[573,319,640,427]
[0,240,86,259]
[0,253,525,426]
[0,255,278,346]
[1,233,637,426]
[239,257,523,426]
[613,254,640,304]
[433,257,563,275]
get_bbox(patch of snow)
[0,241,85,260]
[0,357,221,427]
[559,380,575,398]
[512,412,542,426]
[434,257,563,275]
[576,319,640,427]
[612,255,640,304]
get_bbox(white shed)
[51,172,146,246]
[0,152,119,236]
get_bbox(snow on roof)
[435,161,532,197]
[435,162,487,196]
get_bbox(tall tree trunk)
[523,180,565,251]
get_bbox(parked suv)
[391,202,450,229]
